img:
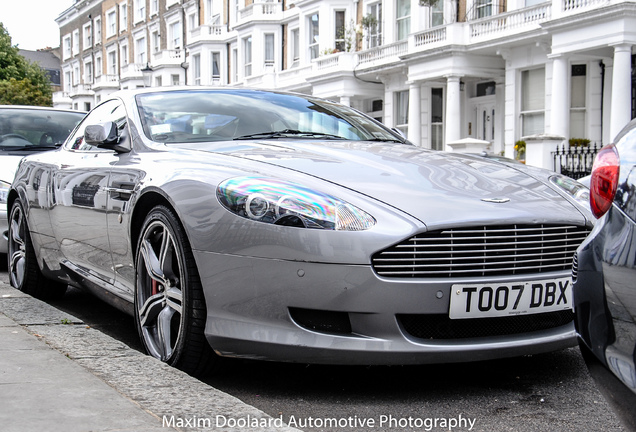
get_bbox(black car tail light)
[590,144,620,218]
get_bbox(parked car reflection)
[0,106,85,254]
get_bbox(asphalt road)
[0,265,626,432]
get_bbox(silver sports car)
[7,88,594,376]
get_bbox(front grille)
[398,310,575,340]
[372,224,591,278]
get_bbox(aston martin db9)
[8,88,594,376]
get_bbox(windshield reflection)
[135,90,403,144]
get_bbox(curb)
[0,282,301,432]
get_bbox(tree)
[0,23,53,106]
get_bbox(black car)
[573,118,636,430]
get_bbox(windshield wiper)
[0,144,60,151]
[234,129,346,140]
[364,137,405,143]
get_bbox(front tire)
[134,205,216,376]
[8,199,67,299]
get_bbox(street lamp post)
[141,63,153,87]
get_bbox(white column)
[610,44,632,141]
[384,87,393,128]
[550,54,569,138]
[407,81,421,145]
[445,75,462,150]
[339,96,351,107]
[494,79,505,155]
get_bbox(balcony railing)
[238,0,281,22]
[190,24,225,41]
[358,41,408,66]
[470,2,552,39]
[413,26,447,48]
[152,49,185,67]
[563,0,607,12]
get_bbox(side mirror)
[391,127,407,139]
[85,122,119,145]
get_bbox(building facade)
[54,0,636,169]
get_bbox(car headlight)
[0,180,10,208]
[217,177,376,231]
[549,174,590,210]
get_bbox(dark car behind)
[574,118,636,430]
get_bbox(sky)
[1,0,75,51]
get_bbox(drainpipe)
[180,1,188,85]
[599,60,605,143]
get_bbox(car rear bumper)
[196,250,577,364]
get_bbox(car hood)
[0,155,24,184]
[183,140,588,227]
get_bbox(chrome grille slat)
[376,252,572,267]
[371,224,591,278]
[396,240,586,254]
[403,232,586,242]
[374,262,574,276]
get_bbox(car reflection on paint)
[8,88,595,377]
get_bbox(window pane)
[335,11,345,51]
[292,29,299,60]
[522,68,545,111]
[212,52,220,77]
[397,0,410,18]
[309,13,319,60]
[396,91,409,126]
[431,1,444,27]
[265,34,274,62]
[522,113,544,136]
[431,124,444,151]
[570,111,586,138]
[571,65,586,108]
[431,88,443,123]
[397,0,410,41]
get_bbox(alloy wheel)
[136,219,184,361]
[8,203,27,288]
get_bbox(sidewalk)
[0,282,300,432]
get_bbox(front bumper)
[196,250,576,365]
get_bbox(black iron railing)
[553,143,600,179]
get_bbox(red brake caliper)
[151,279,158,296]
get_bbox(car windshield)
[0,108,84,150]
[135,90,405,144]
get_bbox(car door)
[49,100,126,289]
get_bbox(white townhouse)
[54,0,636,170]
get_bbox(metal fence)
[552,143,600,179]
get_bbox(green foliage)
[419,0,441,7]
[514,140,526,161]
[568,138,590,147]
[361,14,378,30]
[0,22,52,106]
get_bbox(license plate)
[449,277,573,319]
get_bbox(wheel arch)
[130,189,177,260]
[7,188,21,216]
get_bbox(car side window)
[65,99,127,152]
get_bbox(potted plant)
[514,140,526,162]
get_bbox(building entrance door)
[473,99,496,143]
